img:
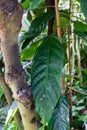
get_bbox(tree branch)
[0,71,22,130]
[68,0,73,127]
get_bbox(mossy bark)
[0,0,38,130]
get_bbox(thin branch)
[67,86,87,95]
[54,0,65,94]
[76,37,83,86]
[61,73,65,94]
[0,72,12,105]
[68,0,73,128]
[0,71,22,130]
[55,0,61,39]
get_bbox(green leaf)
[78,115,87,121]
[74,31,87,41]
[21,0,30,9]
[39,126,45,130]
[48,95,70,130]
[74,21,87,32]
[74,21,87,40]
[6,101,18,125]
[31,34,63,124]
[79,0,87,20]
[20,40,41,61]
[60,16,69,30]
[29,0,44,9]
[21,11,55,49]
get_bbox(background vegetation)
[0,0,87,130]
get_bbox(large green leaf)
[48,95,70,130]
[21,11,55,49]
[79,0,87,20]
[31,34,63,124]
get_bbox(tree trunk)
[0,0,38,130]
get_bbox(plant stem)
[54,0,65,94]
[76,36,83,86]
[68,0,73,128]
[55,0,61,39]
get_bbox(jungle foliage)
[0,0,87,130]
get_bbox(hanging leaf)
[48,95,70,130]
[74,31,87,41]
[31,34,63,124]
[79,0,87,20]
[74,21,87,40]
[21,11,55,49]
[74,21,87,32]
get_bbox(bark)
[0,0,38,130]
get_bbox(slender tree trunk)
[45,0,55,35]
[0,0,38,130]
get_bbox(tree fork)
[0,0,38,130]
